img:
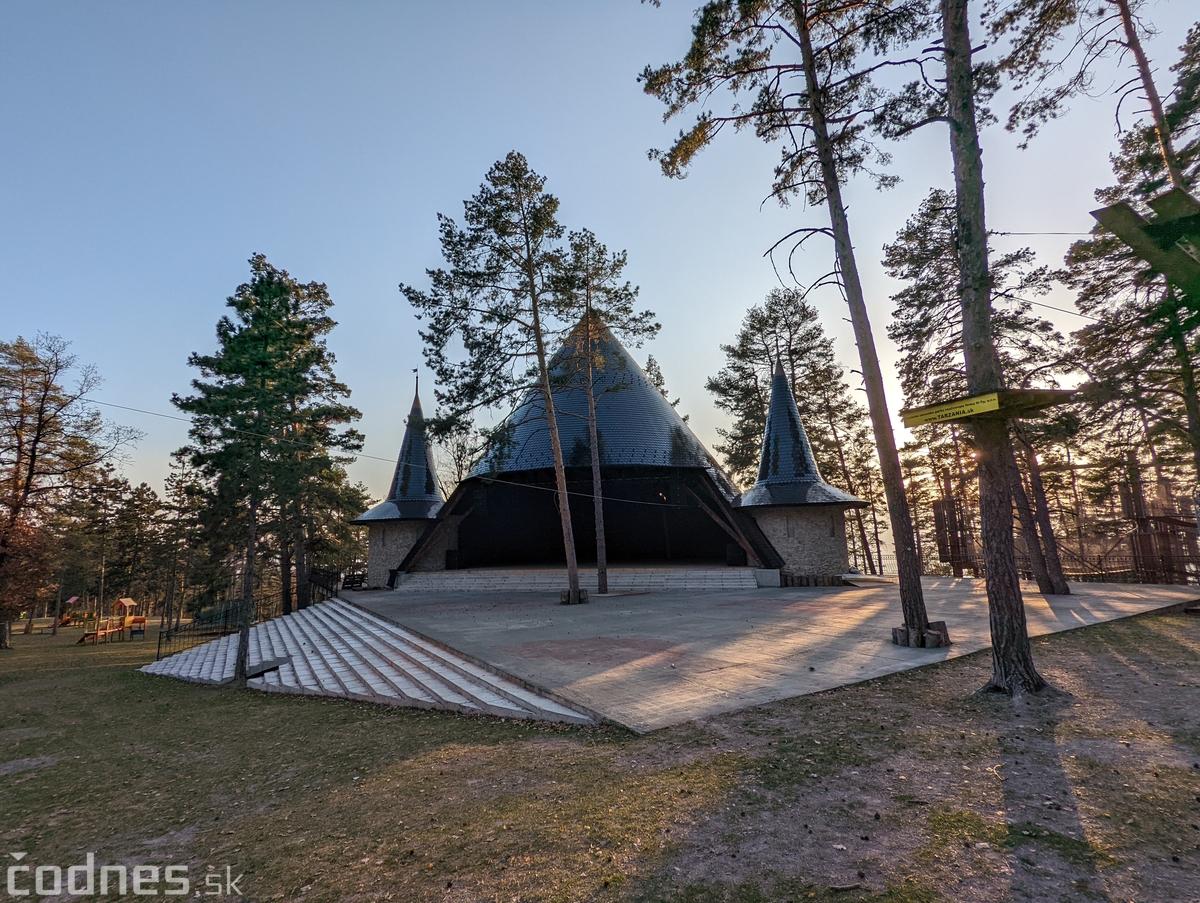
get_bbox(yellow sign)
[901,392,1000,428]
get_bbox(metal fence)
[864,552,1199,586]
[157,598,242,660]
[309,568,340,603]
[155,567,368,660]
[155,595,282,661]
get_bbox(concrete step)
[395,567,759,593]
[308,604,529,717]
[141,600,595,726]
[298,604,487,713]
[320,602,588,722]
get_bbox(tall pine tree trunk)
[295,526,311,610]
[1005,441,1054,594]
[942,0,1045,693]
[900,458,928,569]
[1065,443,1088,564]
[528,287,582,599]
[1014,425,1070,594]
[234,494,257,686]
[280,543,293,616]
[1111,0,1185,188]
[855,510,878,574]
[820,393,878,575]
[161,546,178,631]
[793,2,928,629]
[585,313,609,595]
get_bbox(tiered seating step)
[141,601,593,725]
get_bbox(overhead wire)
[85,398,710,510]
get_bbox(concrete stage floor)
[344,578,1200,733]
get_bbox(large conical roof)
[468,321,738,499]
[738,360,862,507]
[354,390,444,522]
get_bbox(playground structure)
[76,598,147,645]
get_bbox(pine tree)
[174,255,362,682]
[873,0,1050,691]
[551,229,660,594]
[991,0,1188,188]
[706,288,886,570]
[643,355,682,413]
[944,0,1041,692]
[1064,25,1200,486]
[403,152,587,601]
[883,188,1071,594]
[643,0,932,634]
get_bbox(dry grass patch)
[2,605,1199,902]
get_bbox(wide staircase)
[141,600,593,725]
[395,566,760,593]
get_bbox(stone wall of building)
[408,516,461,572]
[749,506,849,576]
[365,521,427,587]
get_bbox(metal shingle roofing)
[738,361,863,508]
[353,390,445,523]
[468,322,739,500]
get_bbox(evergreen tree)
[706,288,886,570]
[643,0,933,634]
[883,190,1063,405]
[108,482,168,605]
[1063,25,1200,486]
[873,0,1049,691]
[402,152,587,601]
[937,0,1039,691]
[991,0,1188,189]
[174,255,362,681]
[159,453,203,629]
[883,187,1072,594]
[643,355,684,414]
[552,228,660,594]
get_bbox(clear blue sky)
[2,1,1192,500]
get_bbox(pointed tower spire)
[388,387,443,507]
[354,385,444,523]
[739,360,862,507]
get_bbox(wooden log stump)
[893,620,952,647]
[925,620,952,647]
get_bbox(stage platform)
[345,577,1200,733]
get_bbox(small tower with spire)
[738,359,865,579]
[353,385,445,587]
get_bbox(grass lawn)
[2,610,1199,903]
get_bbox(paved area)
[346,578,1200,733]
